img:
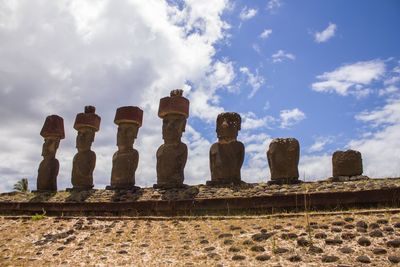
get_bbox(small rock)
[228,246,241,252]
[218,233,233,239]
[377,219,388,225]
[273,247,289,254]
[207,253,221,260]
[232,255,245,261]
[204,246,215,252]
[223,239,234,245]
[388,255,400,264]
[369,223,380,229]
[252,233,273,242]
[356,221,368,229]
[250,245,265,252]
[344,217,354,222]
[314,232,327,239]
[369,229,383,237]
[357,227,367,233]
[288,255,302,262]
[332,221,346,226]
[321,255,339,263]
[356,255,371,264]
[309,245,323,253]
[383,226,394,232]
[358,237,371,246]
[242,239,253,246]
[372,248,387,255]
[255,254,271,261]
[341,232,355,240]
[344,224,355,229]
[56,246,65,251]
[387,239,400,248]
[325,239,343,245]
[297,237,310,247]
[393,222,400,228]
[200,240,209,244]
[339,246,354,254]
[331,227,342,233]
[118,250,128,254]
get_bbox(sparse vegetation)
[13,178,29,193]
[31,209,46,221]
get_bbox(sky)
[0,0,400,192]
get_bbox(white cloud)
[0,0,232,192]
[314,23,337,43]
[308,136,334,153]
[311,59,386,96]
[267,0,282,12]
[241,112,275,130]
[272,50,295,63]
[239,6,258,21]
[299,154,332,181]
[260,28,272,39]
[349,98,400,177]
[280,108,306,128]
[239,67,265,98]
[378,85,399,97]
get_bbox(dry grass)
[0,209,399,266]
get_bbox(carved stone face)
[76,127,95,152]
[41,138,60,157]
[217,117,239,142]
[117,123,138,149]
[162,114,186,143]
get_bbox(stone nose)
[221,120,229,128]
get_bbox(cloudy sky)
[0,0,399,192]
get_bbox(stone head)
[117,123,139,149]
[76,127,95,151]
[41,137,60,157]
[216,112,241,143]
[162,113,186,143]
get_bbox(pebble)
[372,248,387,255]
[204,246,215,252]
[314,232,327,239]
[297,237,311,247]
[341,232,355,240]
[308,245,323,253]
[288,255,302,262]
[388,255,400,264]
[218,233,232,239]
[325,239,343,245]
[356,255,371,264]
[231,255,245,261]
[250,245,265,252]
[369,222,380,229]
[207,253,221,260]
[356,221,368,229]
[255,254,271,261]
[252,233,273,242]
[228,246,241,252]
[321,255,339,263]
[339,247,354,254]
[357,237,371,246]
[369,229,383,237]
[223,239,234,245]
[387,238,400,248]
[273,247,289,254]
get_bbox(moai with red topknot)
[207,112,245,186]
[71,106,101,190]
[154,89,189,189]
[108,106,143,190]
[37,115,65,191]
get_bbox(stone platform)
[0,178,399,216]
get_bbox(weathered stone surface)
[71,106,100,190]
[109,106,143,190]
[37,115,65,191]
[332,150,363,177]
[267,138,300,184]
[155,90,189,189]
[207,112,244,186]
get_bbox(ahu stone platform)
[1,178,400,216]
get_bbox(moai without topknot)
[331,149,364,181]
[71,106,101,190]
[267,138,301,185]
[37,115,65,191]
[154,89,189,189]
[207,112,245,186]
[108,106,143,190]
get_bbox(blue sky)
[0,0,399,191]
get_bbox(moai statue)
[71,106,101,190]
[37,115,65,191]
[267,138,300,185]
[154,89,189,189]
[207,112,245,186]
[331,149,364,181]
[108,106,143,190]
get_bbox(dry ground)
[1,209,400,266]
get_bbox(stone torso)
[37,158,59,191]
[71,150,96,189]
[111,149,139,188]
[156,142,187,187]
[210,141,244,183]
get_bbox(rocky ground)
[0,209,399,266]
[0,177,399,203]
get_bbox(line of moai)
[35,89,367,192]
